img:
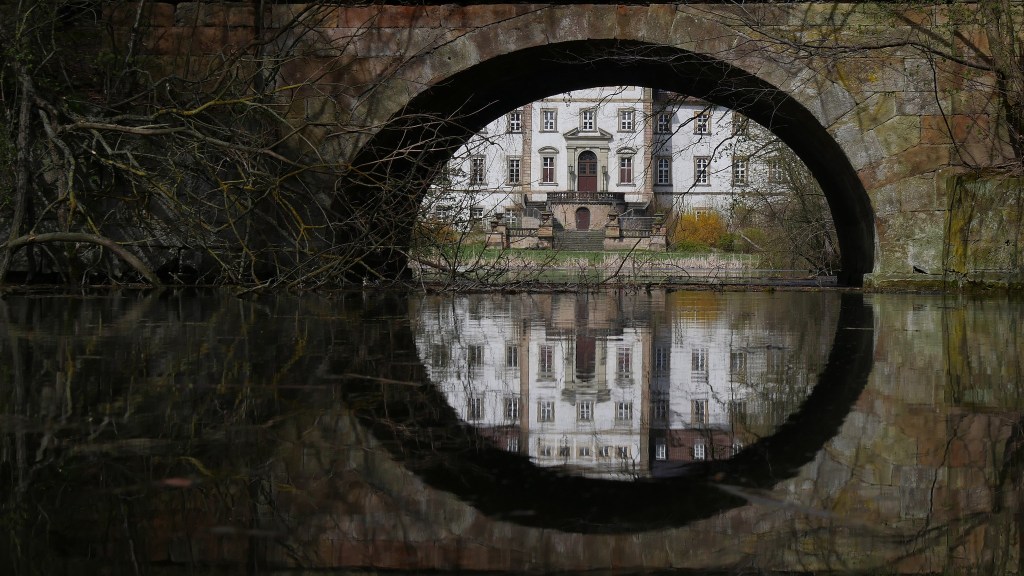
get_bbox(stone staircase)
[553,230,606,252]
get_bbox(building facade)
[430,86,778,242]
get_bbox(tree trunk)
[0,68,35,283]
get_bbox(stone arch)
[347,39,873,285]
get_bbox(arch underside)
[347,40,874,286]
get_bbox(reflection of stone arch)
[342,294,874,533]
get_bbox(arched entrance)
[346,40,875,286]
[577,151,597,195]
[575,207,591,231]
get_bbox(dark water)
[0,289,1022,574]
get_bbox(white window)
[618,156,633,184]
[581,109,596,131]
[693,442,706,460]
[467,397,483,421]
[732,113,749,135]
[541,109,557,131]
[507,157,521,185]
[694,110,711,135]
[656,112,672,133]
[599,446,612,458]
[578,446,591,457]
[537,400,554,422]
[694,156,710,186]
[506,436,519,452]
[538,344,554,377]
[732,156,749,186]
[578,400,593,421]
[508,110,522,133]
[655,439,667,460]
[470,156,485,185]
[615,401,633,422]
[506,343,519,368]
[541,156,556,184]
[616,347,632,378]
[656,157,671,185]
[692,399,709,425]
[504,395,520,420]
[619,109,635,131]
[539,443,553,457]
[616,446,630,459]
[470,206,484,221]
[558,445,571,458]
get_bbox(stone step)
[553,230,606,252]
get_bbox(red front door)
[577,151,597,194]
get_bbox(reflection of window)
[615,401,633,422]
[505,343,519,369]
[508,110,522,133]
[504,396,520,420]
[654,346,670,373]
[468,397,483,421]
[693,442,706,460]
[470,156,485,185]
[656,157,671,185]
[578,446,591,457]
[618,156,633,184]
[619,109,635,131]
[506,436,519,452]
[539,443,553,457]
[599,446,612,458]
[541,109,557,131]
[694,156,710,185]
[732,156,749,186]
[730,351,747,373]
[538,400,554,422]
[468,345,484,370]
[578,400,594,421]
[538,344,554,378]
[694,110,711,135]
[558,445,571,458]
[768,157,785,183]
[691,348,708,373]
[655,439,667,460]
[616,446,630,459]
[507,157,521,185]
[541,156,556,184]
[581,108,596,131]
[616,347,632,378]
[692,399,709,425]
[728,400,747,425]
[652,395,669,421]
[430,344,448,368]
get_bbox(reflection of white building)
[412,292,833,479]
[429,86,778,235]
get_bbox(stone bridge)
[118,2,1024,288]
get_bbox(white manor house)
[430,86,784,251]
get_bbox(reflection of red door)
[575,208,591,231]
[577,151,597,194]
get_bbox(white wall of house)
[431,86,781,228]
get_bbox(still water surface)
[1,289,1022,574]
